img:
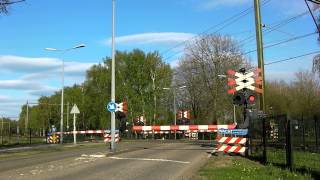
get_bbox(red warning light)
[249,95,255,103]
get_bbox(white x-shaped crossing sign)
[234,72,255,91]
[227,69,263,94]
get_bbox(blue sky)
[0,0,318,117]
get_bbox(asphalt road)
[0,141,213,180]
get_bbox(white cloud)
[105,32,195,45]
[0,55,95,80]
[0,55,96,117]
[0,80,44,90]
[65,62,94,76]
[0,95,21,103]
[0,55,61,73]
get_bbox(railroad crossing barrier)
[104,133,120,143]
[47,134,60,144]
[215,129,248,156]
[54,130,120,143]
[55,130,107,135]
[132,124,236,132]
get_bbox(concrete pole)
[73,113,77,145]
[110,0,116,151]
[26,101,29,136]
[1,117,3,145]
[173,88,177,140]
[17,124,19,144]
[8,121,10,144]
[60,57,64,144]
[67,102,70,130]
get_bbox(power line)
[243,31,317,55]
[238,10,310,46]
[161,0,272,61]
[265,50,320,65]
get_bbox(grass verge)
[194,156,312,180]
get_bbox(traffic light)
[233,92,245,105]
[246,92,256,105]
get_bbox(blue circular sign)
[106,102,117,112]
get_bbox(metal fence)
[1,128,47,146]
[249,114,320,177]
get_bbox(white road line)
[108,156,190,164]
[89,154,106,158]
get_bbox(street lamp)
[45,43,85,144]
[163,85,187,140]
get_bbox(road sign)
[70,104,80,114]
[106,102,117,112]
[70,104,80,145]
[177,110,191,119]
[218,129,248,136]
[116,100,127,113]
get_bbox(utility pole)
[151,71,156,125]
[67,102,70,130]
[110,0,116,152]
[254,0,267,163]
[173,88,177,140]
[1,117,3,145]
[254,0,266,112]
[26,100,29,136]
[60,57,64,144]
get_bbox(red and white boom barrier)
[215,136,248,155]
[132,124,236,132]
[216,137,247,145]
[55,130,114,135]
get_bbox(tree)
[18,49,173,130]
[0,0,25,14]
[265,70,320,119]
[313,54,320,77]
[175,34,247,124]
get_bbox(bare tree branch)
[0,0,25,14]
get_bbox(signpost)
[218,129,248,136]
[107,102,117,113]
[70,104,80,145]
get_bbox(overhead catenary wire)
[238,10,310,46]
[265,50,320,65]
[161,0,272,61]
[160,4,253,57]
[243,31,318,55]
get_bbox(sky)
[0,0,318,118]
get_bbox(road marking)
[75,153,106,161]
[89,154,106,158]
[108,156,190,164]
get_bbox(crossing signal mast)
[227,67,263,124]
